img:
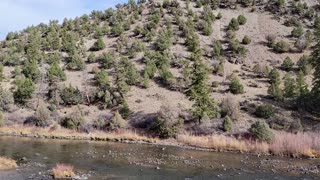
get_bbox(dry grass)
[52,163,75,179]
[0,156,18,170]
[177,131,320,158]
[270,131,320,158]
[0,125,157,143]
[1,125,320,158]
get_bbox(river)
[0,136,319,179]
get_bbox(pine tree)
[187,51,219,122]
[22,59,41,82]
[296,70,308,96]
[48,62,66,82]
[14,78,36,105]
[283,73,296,98]
[268,68,282,101]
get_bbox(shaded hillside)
[1,0,320,141]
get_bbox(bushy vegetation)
[91,38,106,51]
[229,78,244,94]
[249,120,274,142]
[223,116,233,132]
[255,104,275,119]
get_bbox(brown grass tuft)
[52,163,75,179]
[0,156,18,170]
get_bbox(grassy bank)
[0,156,18,170]
[177,131,320,158]
[0,125,319,158]
[0,125,157,143]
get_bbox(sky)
[0,0,127,39]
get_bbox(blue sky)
[0,0,127,39]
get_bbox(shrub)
[229,78,244,94]
[228,18,239,31]
[237,15,247,25]
[242,35,251,45]
[223,116,233,132]
[0,87,14,111]
[61,107,85,130]
[48,62,66,82]
[229,40,248,57]
[273,40,290,53]
[276,0,285,7]
[22,59,40,82]
[281,57,294,71]
[14,78,36,105]
[216,12,222,19]
[99,52,115,69]
[95,70,110,90]
[119,101,131,119]
[212,40,223,58]
[91,38,106,51]
[153,105,184,139]
[60,85,82,105]
[221,97,240,120]
[66,54,85,71]
[225,30,236,39]
[111,22,124,36]
[297,55,312,75]
[265,34,276,48]
[109,111,128,130]
[0,63,4,82]
[87,53,96,63]
[291,25,304,38]
[0,112,5,127]
[33,102,51,127]
[255,104,275,119]
[249,120,274,142]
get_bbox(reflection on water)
[0,136,318,180]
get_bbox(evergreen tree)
[0,63,4,82]
[268,68,282,100]
[14,78,36,105]
[283,73,296,98]
[67,53,85,70]
[296,70,308,97]
[22,59,41,82]
[91,37,106,51]
[95,70,110,90]
[187,51,219,122]
[48,62,66,82]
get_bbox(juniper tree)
[14,78,36,105]
[283,73,296,99]
[186,50,219,122]
[0,63,4,82]
[22,59,41,82]
[296,70,308,97]
[91,37,106,51]
[268,68,283,101]
[48,62,66,82]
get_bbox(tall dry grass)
[0,156,18,170]
[270,131,320,157]
[52,163,75,179]
[177,131,320,158]
[0,125,157,143]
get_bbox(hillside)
[1,0,320,146]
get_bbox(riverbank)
[0,156,18,170]
[0,125,319,158]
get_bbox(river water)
[0,136,319,179]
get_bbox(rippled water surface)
[0,136,319,179]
